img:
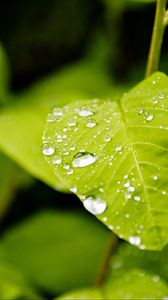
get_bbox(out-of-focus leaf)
[110,241,168,284]
[0,44,9,103]
[0,263,41,300]
[43,72,168,250]
[0,58,124,191]
[58,269,168,299]
[0,153,32,219]
[0,210,111,294]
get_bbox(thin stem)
[95,234,118,287]
[145,0,167,77]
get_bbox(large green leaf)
[58,269,168,299]
[0,58,124,191]
[43,72,168,250]
[0,210,111,294]
[110,241,168,283]
[0,263,41,300]
[0,153,32,219]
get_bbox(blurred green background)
[0,0,168,299]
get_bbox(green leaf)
[0,153,32,219]
[0,58,123,191]
[0,263,41,300]
[110,241,168,284]
[43,72,168,250]
[0,210,111,294]
[58,269,168,299]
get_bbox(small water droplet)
[47,113,56,123]
[72,152,97,168]
[115,146,122,152]
[124,181,130,188]
[125,213,130,218]
[103,217,107,222]
[145,112,154,122]
[52,156,62,165]
[153,175,158,180]
[53,107,63,116]
[128,186,135,192]
[137,108,144,115]
[67,168,73,175]
[128,236,141,246]
[153,97,158,104]
[162,190,167,195]
[63,164,70,170]
[42,145,55,156]
[134,195,141,202]
[79,105,94,117]
[83,196,107,215]
[70,186,77,193]
[86,119,97,128]
[104,135,112,142]
[68,119,77,127]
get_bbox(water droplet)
[115,146,122,152]
[103,217,107,222]
[124,181,130,188]
[125,213,130,218]
[153,175,158,180]
[79,105,94,117]
[128,186,135,192]
[153,97,158,104]
[104,135,112,142]
[47,113,56,123]
[162,190,167,195]
[86,119,97,128]
[52,156,62,165]
[63,164,70,170]
[134,195,141,202]
[70,186,77,193]
[128,236,141,246]
[42,145,55,156]
[145,112,154,122]
[67,168,73,175]
[72,152,97,168]
[83,196,107,215]
[137,108,144,115]
[68,119,77,127]
[53,107,63,116]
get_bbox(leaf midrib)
[118,100,162,244]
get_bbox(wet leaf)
[43,72,168,250]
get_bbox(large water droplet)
[47,113,56,123]
[128,236,141,246]
[42,145,55,156]
[83,196,107,215]
[72,152,97,168]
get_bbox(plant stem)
[95,234,118,287]
[145,0,167,77]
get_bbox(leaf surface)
[43,72,168,250]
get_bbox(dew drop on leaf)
[72,152,97,168]
[86,119,97,128]
[42,145,55,156]
[53,107,63,116]
[128,236,141,246]
[78,105,94,117]
[145,112,154,122]
[52,156,62,165]
[83,196,107,215]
